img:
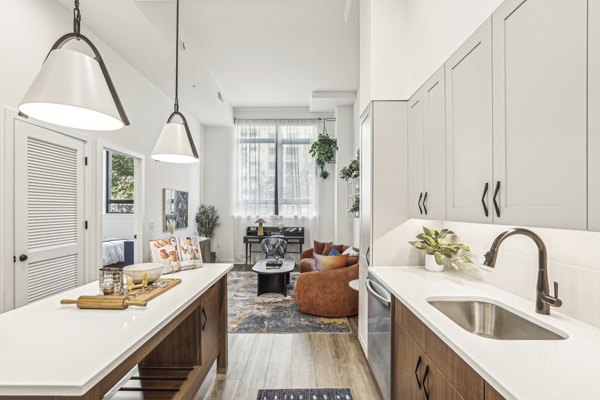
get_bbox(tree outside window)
[106,150,134,213]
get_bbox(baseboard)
[215,258,235,264]
[358,332,368,358]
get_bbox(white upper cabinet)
[408,95,425,218]
[408,68,446,220]
[589,1,600,231]
[445,19,493,224]
[491,0,588,230]
[423,68,446,220]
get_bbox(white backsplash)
[405,219,600,329]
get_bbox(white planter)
[425,254,444,272]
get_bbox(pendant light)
[19,0,129,131]
[151,0,199,164]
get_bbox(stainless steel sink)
[427,298,568,340]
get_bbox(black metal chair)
[261,237,287,258]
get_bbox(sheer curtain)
[234,119,317,217]
[279,120,317,216]
[234,119,277,216]
[233,119,319,263]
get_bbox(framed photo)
[148,238,180,273]
[163,189,189,231]
[177,236,203,267]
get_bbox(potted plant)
[409,227,472,272]
[309,132,338,179]
[340,150,360,181]
[195,204,220,238]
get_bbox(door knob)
[19,254,28,262]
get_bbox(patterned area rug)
[228,271,351,333]
[257,388,354,400]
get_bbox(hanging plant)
[340,150,360,181]
[310,120,338,179]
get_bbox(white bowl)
[123,263,163,284]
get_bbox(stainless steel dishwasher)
[367,273,392,400]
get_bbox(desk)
[243,235,304,266]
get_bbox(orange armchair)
[295,263,359,318]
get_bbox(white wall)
[0,0,202,310]
[334,105,355,245]
[103,214,135,240]
[359,0,504,106]
[359,0,410,111]
[406,0,503,94]
[203,127,235,263]
[353,94,361,248]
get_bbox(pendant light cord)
[73,0,81,36]
[174,0,180,113]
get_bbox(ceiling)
[54,0,359,125]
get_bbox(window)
[105,150,134,213]
[235,119,317,216]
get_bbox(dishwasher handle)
[366,278,391,307]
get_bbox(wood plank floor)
[204,318,382,400]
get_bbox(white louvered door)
[14,120,85,307]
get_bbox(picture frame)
[163,188,189,232]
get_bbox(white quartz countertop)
[0,263,233,396]
[370,266,600,400]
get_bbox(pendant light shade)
[152,111,199,164]
[18,1,129,131]
[151,0,199,164]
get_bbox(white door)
[14,120,86,306]
[445,18,493,224]
[407,95,425,218]
[492,0,587,230]
[589,0,600,231]
[423,67,446,220]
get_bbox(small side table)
[349,279,359,291]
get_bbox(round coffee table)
[252,258,295,297]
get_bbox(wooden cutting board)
[126,278,182,302]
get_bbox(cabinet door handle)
[414,355,422,389]
[423,192,428,215]
[422,365,430,400]
[418,192,423,215]
[481,182,489,217]
[493,181,501,217]
[202,307,208,331]
[365,247,370,266]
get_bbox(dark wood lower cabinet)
[393,298,504,400]
[113,277,228,400]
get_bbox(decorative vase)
[425,254,444,272]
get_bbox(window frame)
[105,150,135,214]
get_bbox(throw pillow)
[328,248,341,256]
[313,240,332,256]
[342,246,359,257]
[314,253,349,272]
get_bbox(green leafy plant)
[195,204,220,238]
[309,132,338,179]
[340,150,360,181]
[349,196,360,214]
[409,227,472,269]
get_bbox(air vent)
[217,91,224,103]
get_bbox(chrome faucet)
[483,228,563,315]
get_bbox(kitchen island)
[0,263,232,399]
